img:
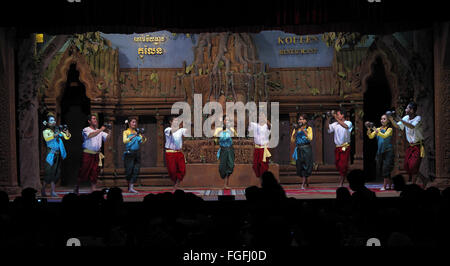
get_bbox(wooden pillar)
[0,28,20,195]
[156,115,165,167]
[289,113,297,164]
[103,116,115,170]
[313,116,324,164]
[433,22,450,186]
[353,107,364,168]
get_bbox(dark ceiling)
[1,0,448,37]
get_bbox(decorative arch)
[46,45,101,117]
[360,49,398,98]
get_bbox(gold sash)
[83,149,104,166]
[165,149,181,153]
[336,142,350,152]
[255,144,272,162]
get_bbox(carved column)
[0,28,20,195]
[156,115,165,167]
[103,116,115,170]
[313,116,324,164]
[289,113,297,164]
[433,22,450,186]
[354,107,364,168]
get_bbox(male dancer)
[326,108,353,187]
[388,102,425,185]
[164,116,189,190]
[42,113,71,197]
[74,114,110,194]
[123,117,147,193]
[248,112,271,178]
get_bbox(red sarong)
[404,145,421,175]
[165,151,186,183]
[335,146,351,176]
[77,152,100,184]
[253,148,269,178]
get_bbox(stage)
[35,183,400,202]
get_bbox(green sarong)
[219,146,235,179]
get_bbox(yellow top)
[367,127,392,139]
[123,128,147,144]
[290,127,313,143]
[43,128,71,142]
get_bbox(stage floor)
[37,183,400,202]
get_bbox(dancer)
[123,117,147,193]
[41,113,71,197]
[366,114,394,190]
[164,116,189,190]
[248,112,271,178]
[74,114,110,194]
[214,115,237,189]
[326,108,353,187]
[291,114,314,189]
[388,102,425,185]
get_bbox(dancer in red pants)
[388,102,426,186]
[326,108,353,187]
[248,112,272,178]
[74,114,110,194]
[164,116,189,190]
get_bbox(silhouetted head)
[261,171,278,189]
[347,169,366,191]
[245,186,262,201]
[106,187,123,203]
[336,187,351,201]
[392,174,406,191]
[20,187,38,207]
[173,189,186,201]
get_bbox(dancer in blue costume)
[123,117,147,193]
[41,113,71,197]
[291,114,314,189]
[214,116,237,189]
[366,114,395,190]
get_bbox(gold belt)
[336,142,350,151]
[255,144,271,162]
[83,149,99,154]
[166,149,181,153]
[83,149,104,166]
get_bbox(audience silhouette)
[0,170,448,247]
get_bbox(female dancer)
[291,114,314,189]
[366,114,394,190]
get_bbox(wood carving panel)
[119,68,184,98]
[183,138,255,164]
